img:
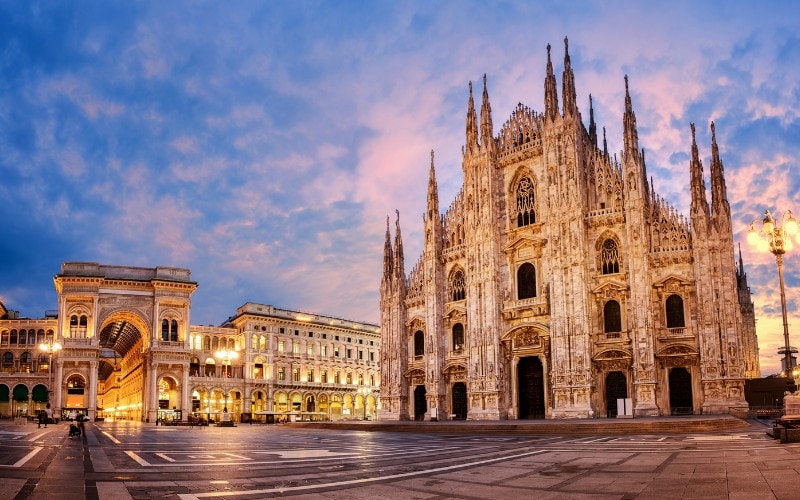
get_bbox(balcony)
[595,330,631,344]
[502,295,549,319]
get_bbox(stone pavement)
[2,415,799,499]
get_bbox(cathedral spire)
[393,210,405,282]
[562,36,577,117]
[622,75,640,159]
[588,94,597,147]
[689,122,710,226]
[602,126,608,158]
[426,149,439,219]
[480,74,495,151]
[465,81,479,154]
[709,121,731,222]
[383,216,393,281]
[544,43,559,121]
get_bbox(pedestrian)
[37,410,45,428]
[77,413,86,436]
[45,404,52,428]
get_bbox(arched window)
[189,357,200,376]
[1,352,13,373]
[18,330,27,345]
[203,336,211,351]
[171,320,178,342]
[452,323,465,351]
[204,358,216,377]
[515,176,536,227]
[19,352,31,373]
[604,300,622,334]
[517,263,537,299]
[450,269,466,302]
[9,330,17,344]
[601,239,620,274]
[414,330,425,357]
[666,294,686,328]
[1,330,8,344]
[37,354,49,373]
[162,319,169,341]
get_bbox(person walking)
[45,404,52,428]
[37,410,45,428]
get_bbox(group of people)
[36,406,87,439]
[36,405,52,428]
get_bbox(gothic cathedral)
[379,39,760,420]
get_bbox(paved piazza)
[1,419,800,499]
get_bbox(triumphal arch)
[53,262,196,422]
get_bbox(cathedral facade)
[379,39,760,421]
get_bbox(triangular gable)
[652,274,692,289]
[503,235,548,255]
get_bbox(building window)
[515,175,536,227]
[450,269,466,301]
[347,349,352,359]
[293,342,300,354]
[321,370,328,383]
[358,350,363,360]
[278,341,285,353]
[414,330,424,357]
[346,373,352,384]
[334,347,340,357]
[334,371,340,384]
[277,367,285,381]
[306,370,313,382]
[517,263,537,299]
[601,239,620,274]
[322,345,328,356]
[307,345,314,356]
[666,294,686,328]
[604,300,622,333]
[369,351,375,362]
[293,368,300,381]
[452,323,465,351]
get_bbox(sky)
[1,1,799,374]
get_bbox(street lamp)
[215,349,238,381]
[748,209,799,392]
[357,386,371,420]
[39,339,62,402]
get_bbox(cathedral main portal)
[517,357,545,419]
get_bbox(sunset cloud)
[0,1,798,374]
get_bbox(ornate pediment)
[656,344,698,357]
[404,368,426,386]
[406,316,425,331]
[503,235,548,256]
[652,274,692,290]
[591,280,628,297]
[501,325,550,352]
[443,304,467,322]
[593,349,632,361]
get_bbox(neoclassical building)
[0,262,380,422]
[379,39,760,421]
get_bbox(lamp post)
[215,349,238,423]
[39,339,62,403]
[357,386,371,420]
[748,209,799,392]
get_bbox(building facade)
[0,262,380,422]
[379,39,760,421]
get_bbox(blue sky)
[1,1,799,374]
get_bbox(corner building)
[0,263,380,422]
[379,39,759,421]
